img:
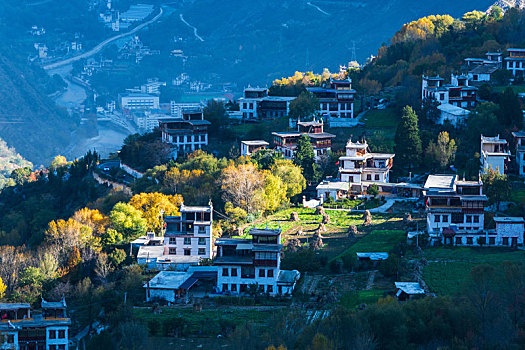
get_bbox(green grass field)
[332,229,406,262]
[340,289,390,309]
[422,247,525,295]
[134,307,275,336]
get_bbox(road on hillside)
[43,7,164,70]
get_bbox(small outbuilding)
[395,282,425,301]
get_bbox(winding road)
[179,14,204,42]
[43,7,164,70]
[307,2,330,16]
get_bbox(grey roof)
[180,204,212,212]
[494,217,525,223]
[145,266,218,290]
[241,140,269,146]
[469,65,499,74]
[249,228,281,236]
[277,270,301,285]
[316,181,349,191]
[395,282,425,295]
[424,175,456,190]
[437,103,470,116]
[356,252,389,261]
[368,152,395,159]
[0,303,30,310]
[252,244,283,252]
[214,256,253,265]
[215,238,251,246]
[481,135,507,144]
[308,132,336,139]
[41,299,66,309]
[512,131,525,138]
[137,245,164,259]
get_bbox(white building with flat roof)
[119,93,159,110]
[481,134,510,175]
[240,140,269,157]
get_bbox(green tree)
[109,248,127,266]
[289,92,319,119]
[271,159,306,198]
[425,131,457,170]
[498,87,522,129]
[482,168,510,211]
[394,106,422,172]
[462,11,486,29]
[488,6,503,21]
[294,135,319,183]
[0,277,6,299]
[109,203,148,241]
[367,183,379,197]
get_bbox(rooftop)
[469,65,499,75]
[316,181,350,191]
[180,204,213,213]
[137,245,164,259]
[241,140,269,146]
[249,228,281,236]
[395,282,425,295]
[512,131,525,138]
[356,252,389,261]
[494,217,525,223]
[277,270,301,285]
[145,266,218,290]
[41,298,66,309]
[437,103,471,116]
[481,135,507,144]
[424,175,456,190]
[0,303,30,311]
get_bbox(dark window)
[49,330,57,339]
[267,269,274,278]
[452,213,463,224]
[241,266,255,278]
[467,237,473,245]
[184,237,191,245]
[259,269,265,278]
[442,216,448,223]
[198,237,206,245]
[49,346,57,350]
[374,174,380,181]
[198,248,206,255]
[222,268,229,277]
[231,284,237,292]
[184,249,191,256]
[455,237,462,245]
[473,216,480,223]
[231,268,238,277]
[169,248,176,255]
[366,174,372,180]
[223,284,228,291]
[489,237,495,245]
[267,285,273,293]
[503,237,509,246]
[169,237,176,245]
[434,215,441,223]
[466,215,472,223]
[59,345,66,350]
[7,335,14,343]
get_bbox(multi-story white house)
[215,227,300,296]
[307,78,356,127]
[136,203,213,271]
[0,299,70,350]
[119,93,160,111]
[512,131,525,177]
[238,87,295,120]
[338,140,394,193]
[424,174,488,245]
[422,74,478,109]
[505,48,525,78]
[481,134,510,175]
[159,108,210,157]
[493,217,524,247]
[272,120,335,161]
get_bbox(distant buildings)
[338,139,395,192]
[119,93,160,110]
[159,107,210,157]
[504,48,525,78]
[272,120,335,161]
[215,227,300,296]
[316,181,350,202]
[307,78,356,127]
[238,87,295,120]
[481,134,510,175]
[240,140,269,157]
[0,299,70,350]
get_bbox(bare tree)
[95,253,112,284]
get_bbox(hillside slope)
[0,53,74,165]
[151,0,497,85]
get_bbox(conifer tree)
[394,106,422,172]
